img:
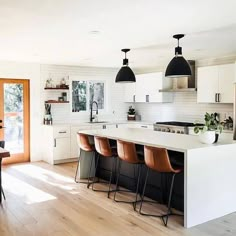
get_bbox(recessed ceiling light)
[88,30,100,35]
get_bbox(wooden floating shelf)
[44,87,69,90]
[45,101,69,104]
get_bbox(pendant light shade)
[165,34,192,78]
[115,49,136,83]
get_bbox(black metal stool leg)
[139,168,149,214]
[107,157,117,198]
[74,151,82,183]
[75,150,95,185]
[91,154,100,190]
[1,186,5,200]
[133,164,142,210]
[161,173,176,227]
[87,151,96,187]
[113,159,121,201]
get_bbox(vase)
[214,133,219,143]
[44,114,52,120]
[199,131,216,144]
[127,115,135,121]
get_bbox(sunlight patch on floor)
[2,172,56,204]
[11,164,75,191]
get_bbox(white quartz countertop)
[80,128,236,152]
[46,120,154,127]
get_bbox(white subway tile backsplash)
[41,64,128,123]
[134,92,233,123]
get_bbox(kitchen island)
[80,128,236,228]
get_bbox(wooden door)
[0,79,30,164]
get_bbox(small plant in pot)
[194,112,223,144]
[44,103,52,120]
[127,106,136,120]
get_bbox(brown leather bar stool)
[74,133,95,185]
[113,140,144,209]
[139,145,183,227]
[88,136,117,198]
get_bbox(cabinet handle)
[141,125,148,128]
[59,131,67,134]
[116,124,118,128]
[146,95,149,102]
[218,93,220,102]
[133,95,136,102]
[215,93,218,102]
[54,139,56,147]
[103,125,106,129]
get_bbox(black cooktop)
[155,121,197,127]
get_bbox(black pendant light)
[165,34,192,78]
[115,49,136,83]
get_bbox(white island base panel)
[80,128,236,228]
[185,144,236,228]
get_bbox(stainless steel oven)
[154,121,197,134]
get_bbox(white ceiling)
[0,0,236,69]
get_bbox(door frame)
[0,79,30,164]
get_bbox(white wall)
[0,61,41,162]
[40,64,128,123]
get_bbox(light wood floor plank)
[0,161,235,236]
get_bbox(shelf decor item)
[45,78,53,88]
[44,103,53,125]
[127,106,136,120]
[194,112,223,144]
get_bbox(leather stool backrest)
[94,136,112,157]
[117,140,140,164]
[144,145,176,173]
[77,133,94,152]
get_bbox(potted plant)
[194,112,223,144]
[44,103,52,120]
[127,106,136,120]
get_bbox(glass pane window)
[4,83,24,153]
[72,80,105,112]
[89,82,104,109]
[72,81,87,112]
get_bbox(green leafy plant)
[45,104,51,115]
[127,106,135,115]
[194,112,223,134]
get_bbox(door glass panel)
[4,83,24,154]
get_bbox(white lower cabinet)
[42,125,74,164]
[53,137,71,161]
[42,122,154,165]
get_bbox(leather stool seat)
[138,145,183,227]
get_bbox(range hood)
[159,60,196,92]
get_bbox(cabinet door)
[218,64,234,103]
[135,74,146,102]
[124,83,136,102]
[53,137,71,160]
[147,73,163,102]
[197,66,219,103]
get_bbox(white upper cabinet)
[124,72,172,103]
[124,82,136,102]
[218,64,235,103]
[197,64,235,103]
